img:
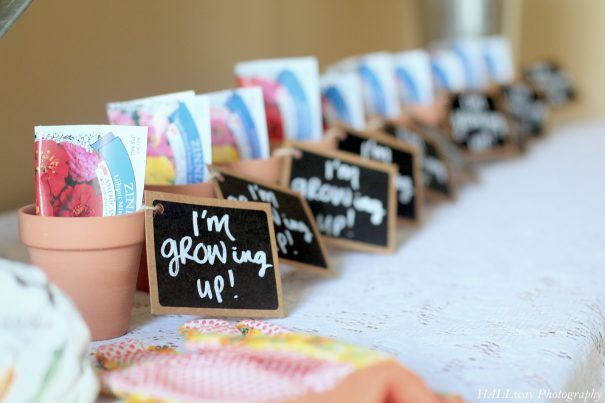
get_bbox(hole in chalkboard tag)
[209,170,225,182]
[273,147,302,160]
[153,202,164,216]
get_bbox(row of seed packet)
[430,35,515,92]
[34,125,147,217]
[107,91,211,186]
[320,70,365,130]
[107,88,270,185]
[235,57,323,142]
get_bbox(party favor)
[107,92,212,185]
[392,49,435,106]
[445,38,491,90]
[34,125,147,217]
[430,49,468,93]
[483,36,515,85]
[206,87,270,164]
[320,71,365,130]
[235,57,322,142]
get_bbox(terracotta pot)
[18,205,144,341]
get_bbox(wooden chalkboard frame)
[144,190,284,318]
[443,90,520,161]
[210,165,333,275]
[280,140,397,254]
[332,124,425,225]
[496,79,550,140]
[378,119,457,202]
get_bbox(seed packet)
[430,49,468,92]
[445,38,491,90]
[34,125,147,217]
[320,71,365,130]
[329,52,400,119]
[482,36,515,85]
[392,49,435,106]
[205,87,270,164]
[107,92,212,185]
[234,57,322,142]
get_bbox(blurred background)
[1,0,603,211]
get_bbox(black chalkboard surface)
[282,141,396,253]
[144,191,283,317]
[501,82,548,137]
[448,92,514,154]
[335,128,423,221]
[211,167,331,273]
[381,122,453,199]
[523,61,575,106]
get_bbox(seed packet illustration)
[34,125,147,217]
[320,71,365,130]
[329,52,400,119]
[235,57,322,142]
[205,87,270,164]
[482,36,515,85]
[446,38,491,90]
[107,92,212,185]
[392,49,435,106]
[430,49,468,92]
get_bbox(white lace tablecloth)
[2,120,604,402]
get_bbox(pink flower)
[107,109,136,126]
[61,142,100,182]
[137,108,173,157]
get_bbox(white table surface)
[2,120,605,402]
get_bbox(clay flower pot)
[18,204,145,341]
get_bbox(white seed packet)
[430,49,468,93]
[329,52,401,119]
[483,36,515,85]
[447,38,491,90]
[320,71,365,130]
[106,91,212,185]
[234,57,322,142]
[204,87,270,163]
[34,125,147,216]
[392,49,435,106]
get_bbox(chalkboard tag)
[380,121,455,201]
[523,61,575,106]
[446,91,518,158]
[333,126,424,222]
[210,166,332,274]
[412,119,478,185]
[144,191,284,318]
[500,82,548,138]
[282,141,397,253]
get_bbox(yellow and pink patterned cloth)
[96,319,462,403]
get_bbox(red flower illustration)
[57,184,103,217]
[35,140,69,198]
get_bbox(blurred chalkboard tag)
[282,141,396,253]
[144,191,283,318]
[211,166,331,274]
[380,121,456,201]
[523,61,576,106]
[500,82,548,138]
[446,92,519,159]
[333,126,423,222]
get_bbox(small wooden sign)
[381,121,455,200]
[446,92,518,158]
[523,61,575,106]
[211,166,331,274]
[500,82,548,138]
[282,141,397,253]
[144,191,283,317]
[334,126,424,222]
[412,119,478,185]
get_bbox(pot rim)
[19,204,145,250]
